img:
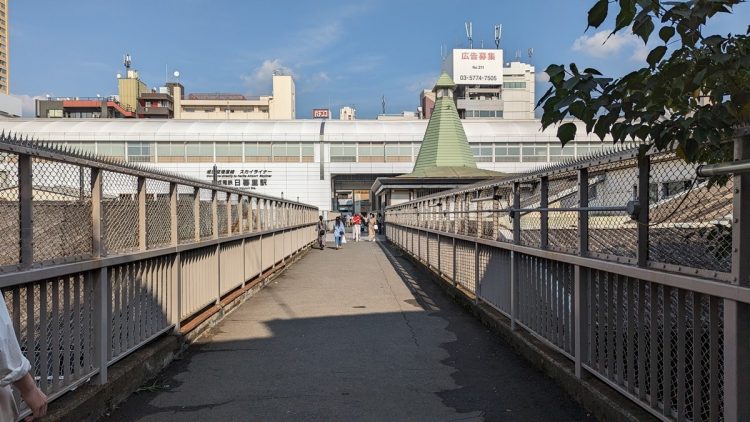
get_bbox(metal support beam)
[578,169,589,256]
[18,153,32,268]
[637,153,650,267]
[91,168,104,258]
[193,187,200,242]
[138,176,147,251]
[724,134,750,421]
[540,176,549,249]
[170,183,178,247]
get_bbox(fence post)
[91,167,109,384]
[511,181,521,330]
[226,194,232,236]
[574,167,590,379]
[637,153,650,267]
[169,183,180,332]
[212,190,220,304]
[193,187,200,242]
[540,176,549,249]
[724,133,750,421]
[138,176,146,251]
[18,153,32,269]
[578,168,589,256]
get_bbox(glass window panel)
[301,144,314,156]
[97,142,125,157]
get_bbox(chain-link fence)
[0,135,319,418]
[0,151,19,267]
[386,140,746,421]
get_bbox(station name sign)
[312,108,330,119]
[449,48,503,86]
[206,167,272,189]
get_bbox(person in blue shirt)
[333,216,346,250]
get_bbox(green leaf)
[583,68,603,76]
[614,0,637,33]
[658,26,675,43]
[557,122,577,146]
[587,0,609,29]
[633,14,655,44]
[646,46,668,68]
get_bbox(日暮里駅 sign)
[449,48,504,86]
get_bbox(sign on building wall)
[207,168,273,189]
[312,108,330,119]
[448,49,504,86]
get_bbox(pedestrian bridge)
[2,132,750,421]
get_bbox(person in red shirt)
[352,213,362,242]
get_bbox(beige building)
[339,106,356,120]
[173,74,295,120]
[117,69,148,112]
[501,61,535,120]
[0,0,8,94]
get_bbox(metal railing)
[386,131,750,421]
[0,133,319,418]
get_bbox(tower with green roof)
[404,72,500,178]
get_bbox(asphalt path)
[105,236,593,421]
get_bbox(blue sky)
[10,0,750,118]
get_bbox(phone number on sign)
[458,75,498,81]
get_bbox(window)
[330,143,356,162]
[127,142,154,163]
[65,142,96,155]
[358,143,384,162]
[575,142,604,157]
[47,109,63,118]
[156,142,186,162]
[185,142,213,162]
[504,81,527,89]
[494,144,520,162]
[301,143,315,162]
[385,143,412,162]
[96,142,125,158]
[549,145,575,162]
[245,143,272,162]
[471,144,493,162]
[273,143,301,162]
[215,142,242,162]
[521,143,548,162]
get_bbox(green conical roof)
[433,72,456,91]
[412,73,477,173]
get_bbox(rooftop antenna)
[173,70,180,83]
[528,48,534,63]
[464,21,473,49]
[123,53,131,70]
[494,24,502,49]
[515,50,521,61]
[381,95,386,115]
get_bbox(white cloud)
[10,94,48,117]
[572,29,647,61]
[535,72,550,83]
[241,59,296,94]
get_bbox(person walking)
[1,298,48,421]
[368,213,377,242]
[316,215,326,250]
[352,213,362,242]
[333,216,346,250]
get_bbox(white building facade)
[0,119,617,212]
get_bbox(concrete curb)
[390,242,657,422]
[44,246,312,422]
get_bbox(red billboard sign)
[312,108,330,119]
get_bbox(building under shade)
[371,73,506,210]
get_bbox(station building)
[0,118,617,213]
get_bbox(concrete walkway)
[105,237,593,421]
